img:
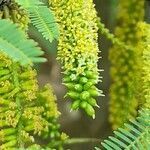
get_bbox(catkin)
[50,0,103,118]
[136,22,150,110]
[109,0,145,129]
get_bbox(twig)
[64,138,100,145]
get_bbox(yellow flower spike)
[37,84,67,148]
[109,0,145,129]
[37,84,60,119]
[136,22,150,109]
[0,53,39,148]
[33,116,48,135]
[50,0,102,118]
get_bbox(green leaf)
[0,19,46,65]
[29,6,59,42]
[98,109,150,149]
[15,0,59,43]
[15,0,43,8]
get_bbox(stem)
[48,138,100,147]
[64,138,100,145]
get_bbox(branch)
[64,138,101,145]
[48,138,101,148]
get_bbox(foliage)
[15,0,43,8]
[0,19,46,66]
[50,0,103,118]
[16,0,59,42]
[0,0,66,149]
[29,6,59,42]
[96,109,150,150]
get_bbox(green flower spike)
[50,0,103,118]
[109,0,145,129]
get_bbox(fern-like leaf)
[15,0,43,8]
[16,0,59,42]
[98,109,150,150]
[0,19,46,65]
[29,7,59,42]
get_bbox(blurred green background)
[28,0,150,149]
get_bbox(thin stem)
[48,138,100,148]
[64,138,100,145]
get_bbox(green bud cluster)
[64,70,103,119]
[50,0,103,118]
[0,0,29,30]
[109,0,145,129]
[0,53,67,149]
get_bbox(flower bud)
[88,98,99,108]
[80,91,90,100]
[88,89,100,97]
[80,101,87,109]
[66,91,79,99]
[71,100,80,110]
[85,104,95,119]
[74,84,83,92]
[84,82,93,90]
[79,77,88,84]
